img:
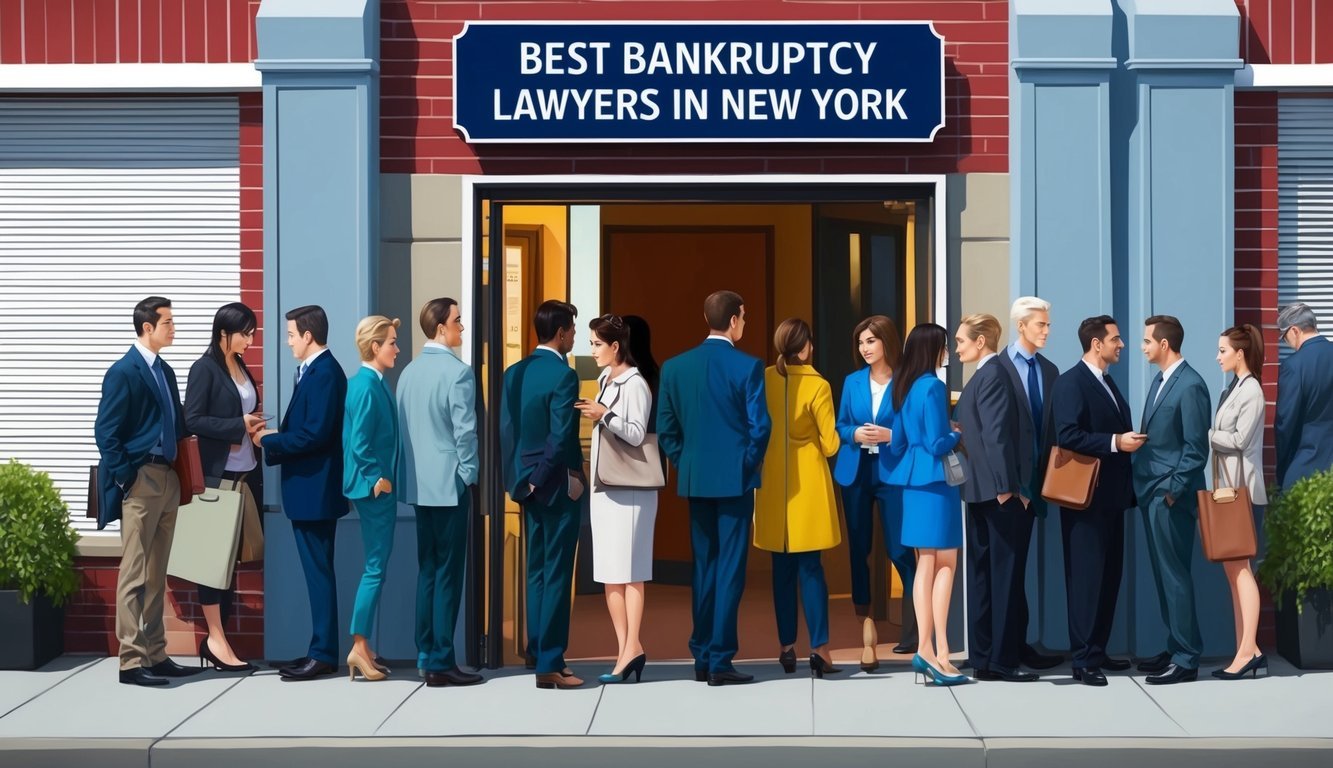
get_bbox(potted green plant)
[0,460,80,670]
[1257,467,1333,669]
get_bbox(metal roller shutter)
[0,97,240,532]
[1278,98,1333,359]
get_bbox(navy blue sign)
[453,22,944,143]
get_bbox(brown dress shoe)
[536,672,584,689]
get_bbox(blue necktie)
[1024,356,1043,487]
[294,363,304,387]
[1143,372,1163,431]
[151,358,177,461]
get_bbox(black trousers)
[1060,505,1124,670]
[966,497,1035,672]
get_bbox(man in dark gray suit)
[1275,303,1333,491]
[955,314,1037,682]
[1132,315,1210,685]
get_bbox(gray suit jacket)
[1209,374,1267,505]
[396,345,478,507]
[1132,360,1211,507]
[956,356,1023,504]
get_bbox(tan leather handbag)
[596,431,666,489]
[1197,454,1257,562]
[1041,447,1101,511]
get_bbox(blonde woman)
[343,315,401,681]
[754,318,843,678]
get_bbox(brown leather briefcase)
[173,437,205,507]
[1041,447,1101,511]
[1197,455,1257,562]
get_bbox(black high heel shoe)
[1211,654,1268,680]
[199,637,256,672]
[810,653,842,679]
[598,653,647,684]
[778,648,797,674]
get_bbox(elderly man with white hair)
[1275,302,1333,490]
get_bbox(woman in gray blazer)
[1208,323,1268,680]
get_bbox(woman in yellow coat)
[755,318,843,678]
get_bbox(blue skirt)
[900,482,962,549]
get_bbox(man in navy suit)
[658,290,771,686]
[1050,316,1144,687]
[1275,303,1333,490]
[253,305,348,680]
[95,296,203,686]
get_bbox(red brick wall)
[1237,0,1333,65]
[0,0,260,64]
[381,0,1009,175]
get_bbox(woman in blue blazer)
[834,315,918,671]
[887,323,966,686]
[343,315,401,681]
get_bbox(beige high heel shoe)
[861,617,880,672]
[347,649,387,681]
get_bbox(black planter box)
[1276,588,1333,670]
[0,590,65,670]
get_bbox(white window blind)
[0,97,241,532]
[1278,97,1333,359]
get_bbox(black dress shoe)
[150,658,204,678]
[892,642,918,655]
[1072,667,1108,686]
[279,657,336,680]
[1145,664,1197,685]
[272,656,308,670]
[425,667,484,687]
[1021,647,1063,670]
[707,669,755,686]
[694,667,709,682]
[975,667,1039,682]
[1101,657,1132,672]
[1136,651,1171,673]
[120,668,170,686]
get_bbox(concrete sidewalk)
[1,654,1331,768]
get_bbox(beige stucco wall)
[947,172,1011,384]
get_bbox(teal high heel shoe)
[912,653,968,686]
[599,653,647,684]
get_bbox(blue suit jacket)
[343,366,400,501]
[1132,361,1210,506]
[833,366,898,487]
[658,337,772,497]
[93,347,188,529]
[1275,335,1333,489]
[1050,362,1136,512]
[397,346,478,507]
[499,349,583,506]
[886,375,960,487]
[261,350,349,522]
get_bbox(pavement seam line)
[585,679,608,735]
[0,658,99,721]
[158,670,254,740]
[1130,676,1191,736]
[948,684,984,739]
[372,681,426,736]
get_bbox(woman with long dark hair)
[183,302,266,672]
[887,323,967,686]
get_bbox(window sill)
[75,533,123,559]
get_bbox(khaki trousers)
[116,463,181,671]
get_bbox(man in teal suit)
[500,300,586,689]
[658,290,771,686]
[1132,315,1210,685]
[398,298,483,687]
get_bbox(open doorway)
[467,182,943,669]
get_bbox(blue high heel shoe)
[912,654,968,686]
[599,653,646,684]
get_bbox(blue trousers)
[688,495,753,673]
[524,496,580,674]
[840,457,918,643]
[349,493,397,638]
[291,519,338,665]
[415,498,468,672]
[772,550,830,648]
[1141,494,1203,669]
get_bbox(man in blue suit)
[500,300,586,689]
[95,296,203,686]
[253,305,348,681]
[658,290,772,686]
[1132,315,1210,685]
[1275,303,1333,490]
[1050,316,1143,687]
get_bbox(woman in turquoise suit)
[343,315,401,681]
[887,323,966,687]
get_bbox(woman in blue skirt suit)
[887,323,966,686]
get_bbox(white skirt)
[589,487,658,584]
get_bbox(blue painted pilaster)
[1010,0,1117,654]
[1117,0,1242,660]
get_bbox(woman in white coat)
[1208,323,1268,680]
[575,313,658,684]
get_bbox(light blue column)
[255,0,415,662]
[1118,0,1242,660]
[1010,0,1116,653]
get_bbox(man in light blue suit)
[398,298,483,687]
[1132,315,1211,685]
[658,290,771,686]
